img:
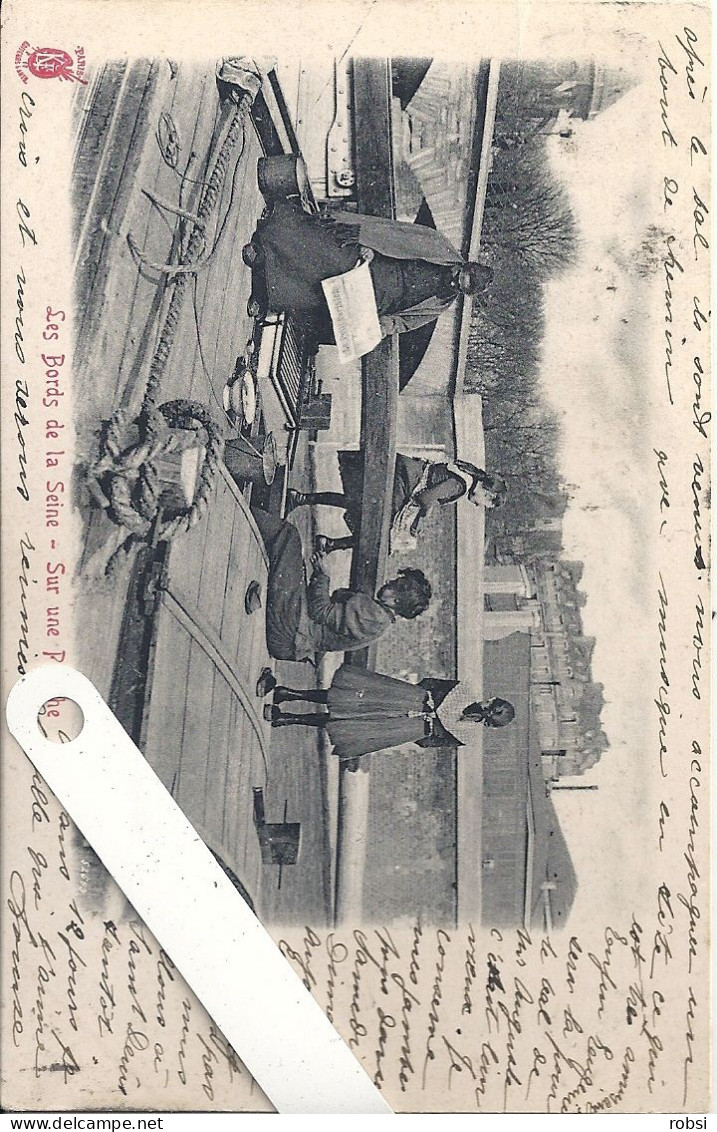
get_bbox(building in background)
[485,563,610,783]
[528,561,609,776]
[495,60,637,143]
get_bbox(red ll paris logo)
[15,42,87,85]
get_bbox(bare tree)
[483,147,580,278]
[465,66,581,551]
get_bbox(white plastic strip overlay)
[5,666,393,1116]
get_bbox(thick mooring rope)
[141,92,252,415]
[86,92,253,575]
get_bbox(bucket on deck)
[258,154,309,200]
[252,788,301,868]
[224,433,277,487]
[155,445,206,512]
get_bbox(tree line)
[466,65,580,551]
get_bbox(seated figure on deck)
[251,509,432,664]
[243,198,493,343]
[260,668,515,762]
[287,452,506,555]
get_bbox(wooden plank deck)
[74,63,261,437]
[74,58,264,665]
[72,61,332,924]
[141,608,193,792]
[133,460,273,902]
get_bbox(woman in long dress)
[261,666,515,760]
[286,453,506,554]
[251,509,432,663]
[244,197,493,342]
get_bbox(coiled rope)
[88,400,223,541]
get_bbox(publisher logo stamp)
[15,43,87,85]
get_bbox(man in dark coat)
[244,198,493,342]
[327,209,493,337]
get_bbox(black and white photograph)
[1,0,711,1115]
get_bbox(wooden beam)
[346,56,398,668]
[335,58,398,925]
[267,70,302,155]
[249,89,284,156]
[347,336,399,668]
[352,58,395,217]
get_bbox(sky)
[536,85,675,921]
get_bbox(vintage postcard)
[1,0,711,1115]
